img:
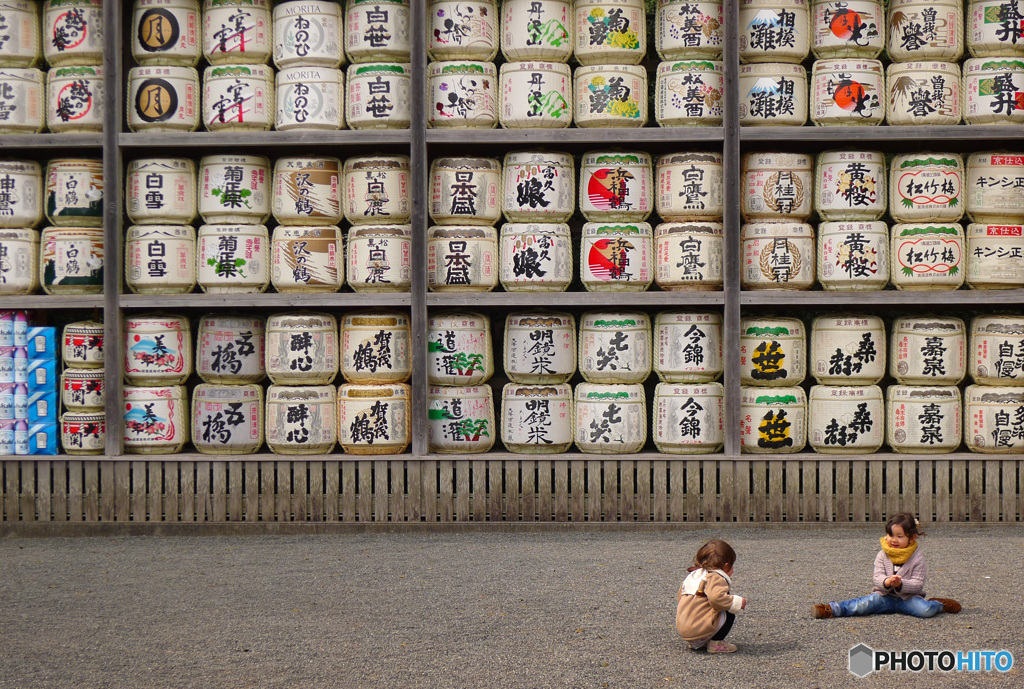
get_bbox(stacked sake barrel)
[739,315,808,454]
[572,0,648,127]
[653,1,724,127]
[427,0,502,128]
[60,319,106,454]
[499,0,574,128]
[738,0,810,126]
[964,314,1024,453]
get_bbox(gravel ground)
[1,526,1022,689]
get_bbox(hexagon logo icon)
[849,644,875,677]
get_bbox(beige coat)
[675,568,744,641]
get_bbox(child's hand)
[741,598,747,610]
[885,576,902,588]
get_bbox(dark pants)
[711,612,735,640]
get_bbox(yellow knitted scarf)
[879,537,918,565]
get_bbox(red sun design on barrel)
[833,80,867,112]
[588,238,633,280]
[587,167,632,210]
[829,9,864,40]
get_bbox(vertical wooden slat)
[227,461,242,521]
[472,459,486,522]
[952,459,966,521]
[489,460,503,522]
[917,459,933,523]
[420,459,436,522]
[327,460,342,521]
[1,462,8,521]
[801,461,815,522]
[70,460,84,522]
[734,460,749,522]
[521,459,536,522]
[587,459,601,523]
[341,460,357,522]
[852,460,867,522]
[196,461,211,522]
[884,459,900,519]
[53,460,68,522]
[506,460,520,522]
[391,461,405,522]
[620,459,635,522]
[242,461,257,522]
[180,461,195,522]
[114,461,130,522]
[570,459,585,521]
[719,460,734,523]
[703,461,717,522]
[817,460,832,523]
[752,460,766,522]
[163,461,179,522]
[985,459,999,523]
[20,461,36,521]
[935,458,950,522]
[603,460,618,522]
[902,460,916,521]
[84,461,99,521]
[261,461,275,522]
[969,460,984,522]
[835,460,850,522]
[685,460,700,522]
[99,460,114,521]
[537,459,552,521]
[130,461,146,522]
[146,462,161,521]
[1003,460,1016,523]
[636,459,651,522]
[785,459,799,522]
[553,459,568,522]
[292,461,308,522]
[309,460,323,522]
[357,460,372,521]
[213,461,228,521]
[868,459,883,522]
[37,460,52,522]
[277,461,292,521]
[406,461,421,522]
[373,460,388,522]
[439,459,454,522]
[652,460,667,522]
[768,460,783,522]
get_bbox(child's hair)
[688,539,737,572]
[886,512,925,538]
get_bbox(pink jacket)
[872,548,928,600]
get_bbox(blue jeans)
[830,593,943,618]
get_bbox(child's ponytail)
[689,539,737,572]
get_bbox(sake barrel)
[133,0,202,66]
[574,383,646,454]
[0,161,42,229]
[499,223,572,292]
[501,0,572,62]
[808,384,884,453]
[579,150,653,222]
[656,152,724,222]
[653,311,723,383]
[810,313,886,384]
[741,222,816,290]
[337,383,411,454]
[654,222,724,291]
[501,383,573,454]
[890,315,966,385]
[656,0,724,61]
[273,155,342,225]
[427,384,496,453]
[504,311,576,384]
[885,61,961,125]
[275,66,345,130]
[265,311,339,385]
[427,310,493,386]
[203,0,272,64]
[741,151,814,222]
[967,0,1024,57]
[964,384,1024,452]
[127,65,200,132]
[810,0,885,58]
[126,158,197,225]
[886,0,964,62]
[738,63,809,126]
[124,314,192,386]
[196,224,269,294]
[429,157,501,226]
[890,223,965,290]
[886,385,962,454]
[39,226,104,294]
[817,221,890,290]
[264,384,337,454]
[427,0,498,61]
[45,159,103,227]
[573,64,648,127]
[653,382,724,454]
[62,319,104,368]
[966,224,1024,289]
[191,383,263,455]
[739,0,810,63]
[344,155,411,224]
[60,411,104,455]
[0,230,39,295]
[124,225,197,294]
[0,68,44,133]
[196,314,266,384]
[345,0,410,63]
[573,0,646,66]
[270,225,342,292]
[203,64,274,131]
[0,1,41,68]
[739,385,808,453]
[815,150,887,221]
[740,317,806,386]
[198,154,271,224]
[43,0,103,67]
[123,384,188,454]
[346,224,412,291]
[340,310,412,384]
[578,310,651,384]
[427,225,497,292]
[963,58,1024,124]
[427,61,497,128]
[346,62,411,129]
[966,152,1024,223]
[811,58,885,125]
[60,367,104,411]
[654,60,724,127]
[969,314,1024,385]
[47,65,103,133]
[889,153,964,222]
[580,222,653,292]
[272,0,344,69]
[499,60,572,128]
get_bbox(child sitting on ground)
[676,539,747,653]
[812,512,961,619]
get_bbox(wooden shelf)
[740,125,1024,143]
[118,130,411,149]
[0,294,105,310]
[119,292,412,309]
[0,133,104,150]
[741,290,1024,307]
[426,291,726,308]
[426,127,725,146]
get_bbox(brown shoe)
[929,598,961,614]
[812,603,834,619]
